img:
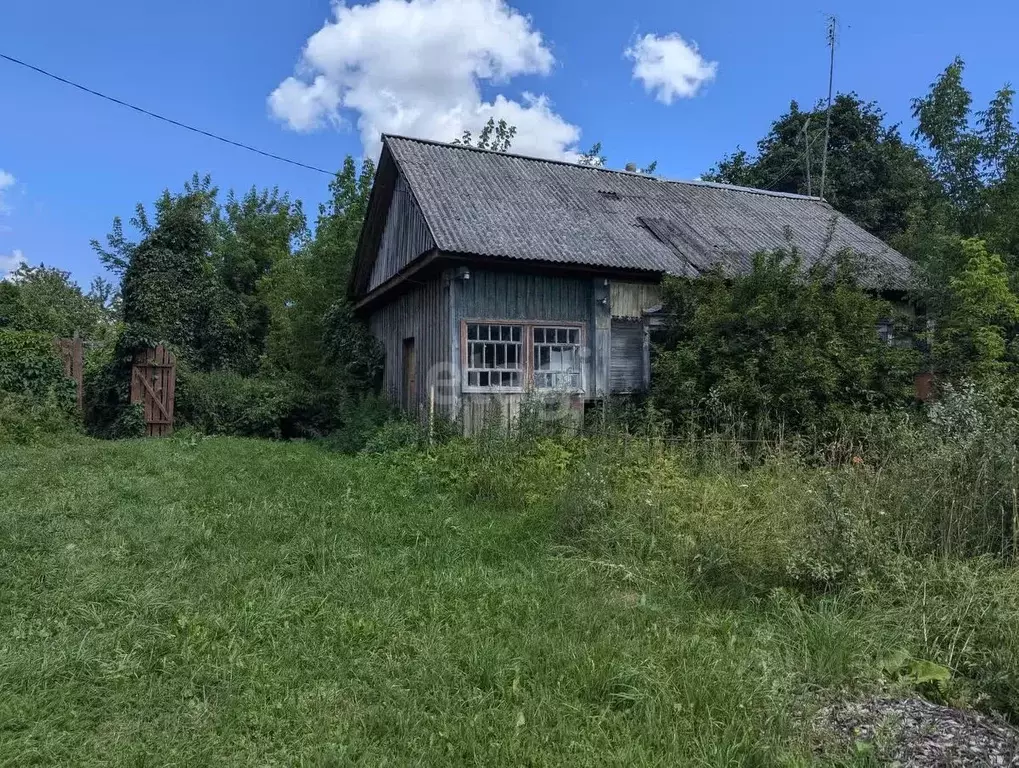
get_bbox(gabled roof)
[355,134,912,296]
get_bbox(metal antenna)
[803,116,813,197]
[819,16,837,200]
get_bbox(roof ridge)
[381,133,825,203]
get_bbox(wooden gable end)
[369,172,435,291]
[350,146,436,300]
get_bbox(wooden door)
[402,337,416,412]
[130,344,177,437]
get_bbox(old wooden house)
[350,135,911,431]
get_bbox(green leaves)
[910,57,1019,247]
[934,238,1019,378]
[705,94,935,243]
[263,157,377,397]
[651,250,919,433]
[87,157,378,438]
[0,264,114,340]
[452,118,517,152]
[0,330,76,412]
[880,648,952,701]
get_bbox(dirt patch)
[817,696,1019,766]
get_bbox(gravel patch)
[817,696,1019,766]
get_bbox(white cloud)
[269,76,342,132]
[625,33,717,105]
[0,249,25,281]
[0,169,14,213]
[269,0,581,159]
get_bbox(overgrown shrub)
[651,249,921,436]
[175,369,310,439]
[315,394,399,453]
[865,382,1019,559]
[0,391,78,443]
[0,330,76,405]
[927,238,1019,379]
[0,330,78,441]
[82,326,152,438]
[361,418,421,454]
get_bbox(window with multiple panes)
[463,322,583,392]
[532,326,582,390]
[876,318,894,344]
[466,323,523,389]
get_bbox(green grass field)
[2,435,1017,765]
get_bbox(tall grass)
[1,392,1018,764]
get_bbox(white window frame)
[531,325,583,391]
[463,322,524,392]
[460,320,585,394]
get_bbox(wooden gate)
[55,336,84,410]
[130,345,176,437]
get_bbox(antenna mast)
[803,116,813,197]
[819,16,836,200]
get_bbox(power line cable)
[0,52,335,176]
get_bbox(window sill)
[461,388,587,396]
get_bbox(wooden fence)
[130,344,177,437]
[55,337,84,410]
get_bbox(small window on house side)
[877,318,894,345]
[532,326,582,390]
[465,323,523,389]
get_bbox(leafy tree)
[118,175,228,369]
[264,157,379,395]
[652,250,919,432]
[453,118,517,152]
[0,263,113,339]
[911,57,1019,256]
[95,174,307,373]
[89,161,382,437]
[212,187,306,373]
[706,95,938,242]
[577,142,607,167]
[932,238,1019,378]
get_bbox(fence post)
[54,335,84,411]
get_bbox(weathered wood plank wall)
[454,269,592,323]
[610,281,662,319]
[368,274,451,418]
[366,263,664,431]
[452,269,594,433]
[369,174,436,291]
[591,279,610,398]
[607,280,661,395]
[609,319,645,394]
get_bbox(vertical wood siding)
[455,269,592,322]
[368,274,451,418]
[369,174,436,291]
[603,280,659,396]
[610,281,662,319]
[367,269,658,431]
[592,279,611,397]
[610,319,646,394]
[452,269,594,433]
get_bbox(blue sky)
[2,0,1016,287]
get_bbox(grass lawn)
[2,436,1017,765]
